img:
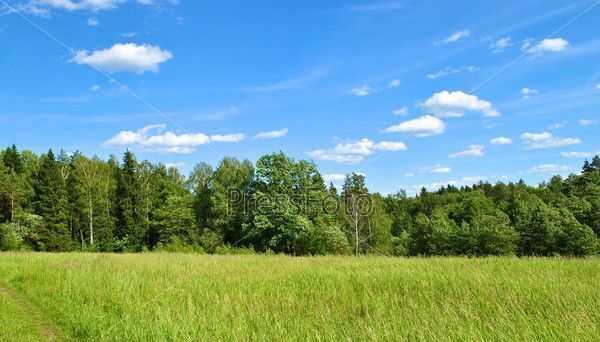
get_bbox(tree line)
[1,144,599,256]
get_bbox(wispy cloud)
[490,137,512,145]
[253,128,288,140]
[490,37,512,53]
[579,118,599,126]
[426,66,478,80]
[245,70,325,92]
[527,164,572,173]
[438,29,471,44]
[348,85,374,96]
[392,107,408,116]
[421,164,451,174]
[449,145,485,158]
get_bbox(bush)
[0,223,21,251]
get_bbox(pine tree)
[590,156,600,172]
[115,151,141,251]
[2,144,23,174]
[582,159,591,173]
[33,150,70,251]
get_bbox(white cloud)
[426,66,478,80]
[547,122,565,130]
[73,43,173,74]
[87,17,98,26]
[561,151,594,158]
[392,107,408,116]
[449,145,485,158]
[404,173,415,177]
[441,29,471,44]
[491,37,512,53]
[307,138,406,164]
[388,79,401,88]
[490,137,512,145]
[421,165,451,174]
[521,132,581,149]
[104,124,242,154]
[253,128,288,140]
[596,84,600,90]
[121,31,138,38]
[323,174,346,182]
[521,87,538,99]
[422,90,499,117]
[348,85,374,96]
[374,141,408,151]
[527,164,572,174]
[525,38,570,53]
[11,0,175,16]
[210,133,246,143]
[91,85,100,91]
[383,115,445,137]
[579,118,599,126]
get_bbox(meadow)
[1,253,599,341]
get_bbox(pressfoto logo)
[226,188,374,217]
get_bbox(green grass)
[0,253,599,341]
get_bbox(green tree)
[33,150,70,251]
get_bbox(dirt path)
[0,284,66,341]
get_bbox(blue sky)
[1,0,599,194]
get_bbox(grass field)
[0,253,599,341]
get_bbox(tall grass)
[0,253,599,341]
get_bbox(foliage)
[0,145,599,256]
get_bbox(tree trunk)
[88,197,94,247]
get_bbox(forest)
[1,144,599,256]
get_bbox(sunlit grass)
[1,253,599,341]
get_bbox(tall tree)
[33,150,70,251]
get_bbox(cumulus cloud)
[491,37,512,53]
[426,66,478,80]
[521,132,581,149]
[388,79,401,88]
[307,138,407,164]
[524,38,570,53]
[527,164,572,174]
[383,115,445,137]
[449,145,485,158]
[490,137,512,145]
[253,128,288,140]
[73,43,173,74]
[392,107,408,116]
[348,85,374,96]
[440,29,471,44]
[421,90,499,117]
[579,118,599,126]
[104,124,243,154]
